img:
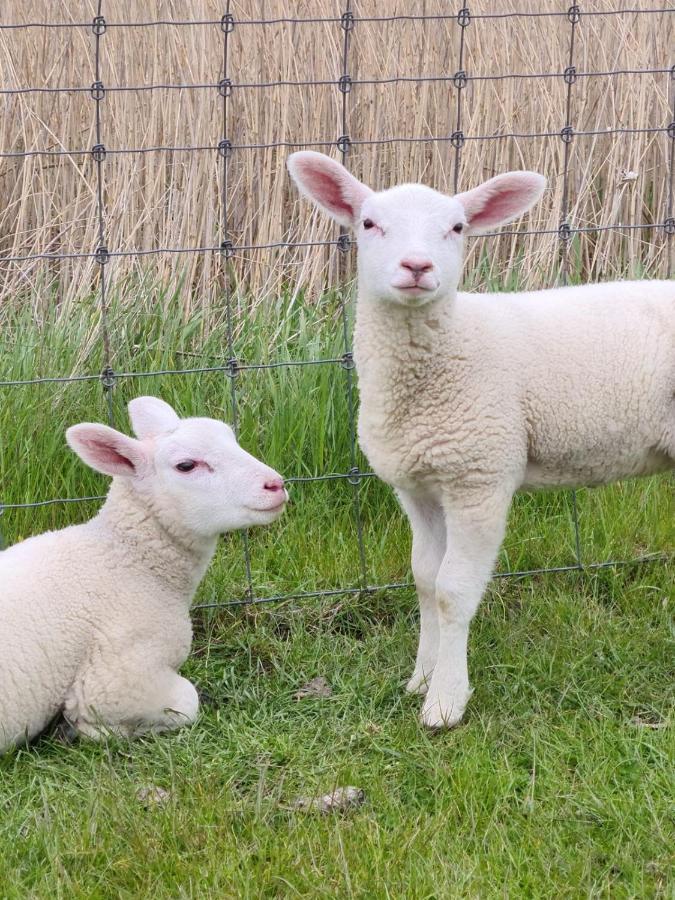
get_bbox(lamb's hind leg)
[421,486,513,729]
[663,405,675,464]
[66,669,199,741]
[397,489,447,696]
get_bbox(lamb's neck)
[353,290,456,375]
[92,479,217,605]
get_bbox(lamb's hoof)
[52,717,79,745]
[420,691,471,730]
[196,686,219,709]
[406,671,432,696]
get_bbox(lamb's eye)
[453,223,464,234]
[175,460,196,472]
[363,218,375,230]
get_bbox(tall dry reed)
[0,0,672,323]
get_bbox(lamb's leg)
[663,408,675,463]
[126,673,199,737]
[397,490,447,695]
[67,670,199,741]
[421,488,513,729]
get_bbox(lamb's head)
[66,397,287,536]
[287,151,546,308]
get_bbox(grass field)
[1,291,673,897]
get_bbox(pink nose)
[400,257,434,276]
[263,477,285,493]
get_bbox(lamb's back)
[468,280,675,486]
[0,526,101,750]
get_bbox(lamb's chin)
[244,506,285,527]
[392,293,437,308]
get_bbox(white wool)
[0,397,286,752]
[288,151,674,729]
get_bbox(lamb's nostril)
[264,478,285,493]
[400,257,434,275]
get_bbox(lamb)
[287,150,675,729]
[0,396,287,752]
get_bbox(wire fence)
[0,2,673,607]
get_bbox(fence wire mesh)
[0,2,673,606]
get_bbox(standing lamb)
[287,150,675,729]
[0,397,287,752]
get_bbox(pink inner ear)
[299,164,354,219]
[460,172,546,231]
[465,186,530,230]
[85,438,135,471]
[470,188,522,227]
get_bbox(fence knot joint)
[95,245,109,264]
[218,78,232,98]
[347,466,361,485]
[341,351,355,370]
[560,125,574,144]
[558,222,573,242]
[221,13,235,33]
[90,81,105,101]
[341,11,355,32]
[337,135,351,154]
[667,121,675,140]
[92,16,106,36]
[338,74,352,94]
[337,234,351,254]
[567,5,581,24]
[453,70,468,90]
[563,65,577,85]
[664,217,675,236]
[218,139,232,158]
[226,358,239,378]
[450,130,465,149]
[91,143,106,162]
[100,367,115,390]
[457,7,470,28]
[220,239,234,258]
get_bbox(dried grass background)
[0,0,673,323]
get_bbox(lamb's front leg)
[397,490,447,695]
[421,487,513,729]
[66,668,199,741]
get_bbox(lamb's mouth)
[246,498,287,514]
[393,280,438,296]
[393,284,438,305]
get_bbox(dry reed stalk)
[0,0,672,328]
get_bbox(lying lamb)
[0,397,287,752]
[288,150,675,729]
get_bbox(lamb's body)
[0,483,209,750]
[356,280,675,495]
[0,397,287,753]
[357,279,674,730]
[288,150,674,728]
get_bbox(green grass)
[0,288,673,897]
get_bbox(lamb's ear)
[128,395,181,440]
[455,171,546,234]
[66,423,150,478]
[287,151,373,228]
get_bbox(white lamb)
[0,396,287,753]
[287,150,675,729]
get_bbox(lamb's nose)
[263,477,285,493]
[400,257,434,276]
